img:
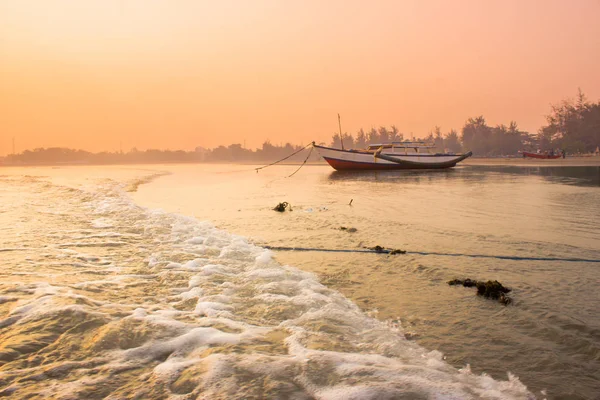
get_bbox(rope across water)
[263,245,600,263]
[254,142,314,173]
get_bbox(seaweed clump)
[366,245,406,255]
[389,249,407,255]
[448,278,513,305]
[273,202,291,212]
[369,245,386,253]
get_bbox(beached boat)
[522,151,562,159]
[313,141,472,171]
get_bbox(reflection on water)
[475,165,600,186]
[328,168,459,184]
[133,163,600,400]
[0,168,536,400]
[1,163,599,399]
[329,165,600,187]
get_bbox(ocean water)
[0,164,599,399]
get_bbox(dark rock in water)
[476,280,511,299]
[366,245,405,255]
[273,202,289,212]
[369,245,386,253]
[389,249,406,255]
[499,293,512,305]
[447,278,513,305]
[448,278,475,287]
[463,278,476,288]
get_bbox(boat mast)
[338,113,345,150]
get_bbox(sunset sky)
[1,0,599,155]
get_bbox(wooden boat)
[522,151,562,159]
[313,141,472,171]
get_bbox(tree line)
[1,141,320,165]
[2,90,598,165]
[329,90,599,155]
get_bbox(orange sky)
[1,0,599,155]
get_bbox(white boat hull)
[314,145,472,170]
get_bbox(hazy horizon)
[2,0,600,156]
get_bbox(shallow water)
[133,163,600,400]
[0,164,599,399]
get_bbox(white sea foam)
[255,249,274,265]
[132,308,147,318]
[179,287,203,300]
[188,275,203,288]
[200,264,229,276]
[0,173,535,399]
[91,217,114,228]
[181,259,205,270]
[185,236,206,245]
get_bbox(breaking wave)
[0,174,534,399]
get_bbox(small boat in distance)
[521,151,562,159]
[313,141,473,171]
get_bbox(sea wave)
[0,173,535,399]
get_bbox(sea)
[1,162,599,399]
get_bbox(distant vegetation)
[2,90,599,165]
[0,143,320,166]
[329,89,600,156]
[538,90,600,154]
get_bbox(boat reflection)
[327,167,459,184]
[326,165,600,187]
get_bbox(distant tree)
[431,126,444,151]
[355,129,368,149]
[367,128,378,144]
[341,133,355,149]
[489,124,507,156]
[444,129,461,153]
[378,126,390,144]
[461,116,492,155]
[209,145,231,161]
[540,89,600,153]
[330,132,342,148]
[504,121,525,155]
[389,125,403,142]
[520,131,537,151]
[423,132,434,144]
[256,140,277,160]
[228,143,253,160]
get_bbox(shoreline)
[2,157,600,168]
[463,157,600,167]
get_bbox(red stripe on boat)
[323,157,456,170]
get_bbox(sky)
[1,0,599,155]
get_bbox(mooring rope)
[254,142,314,173]
[287,146,314,178]
[263,246,600,263]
